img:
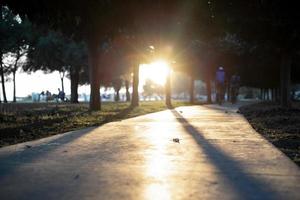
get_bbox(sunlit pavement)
[0,105,299,200]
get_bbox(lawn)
[0,101,192,147]
[239,102,300,166]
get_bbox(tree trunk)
[275,88,280,102]
[280,53,291,108]
[0,7,4,103]
[60,71,65,93]
[87,37,101,110]
[13,70,16,102]
[12,52,20,103]
[125,80,130,102]
[61,77,64,93]
[206,77,212,103]
[131,64,139,107]
[0,60,7,103]
[272,88,276,102]
[189,75,195,104]
[115,90,120,102]
[70,67,79,103]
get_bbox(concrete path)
[0,105,299,200]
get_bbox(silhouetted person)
[230,74,240,104]
[216,67,225,105]
[58,88,65,102]
[46,90,51,102]
[39,91,45,102]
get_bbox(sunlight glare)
[139,60,170,86]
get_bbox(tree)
[2,1,120,109]
[0,6,32,103]
[112,78,123,102]
[210,0,300,107]
[64,41,88,103]
[4,0,215,109]
[142,79,164,100]
[9,18,32,102]
[0,6,18,103]
[25,30,87,103]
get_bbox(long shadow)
[170,109,279,200]
[0,105,137,178]
[0,126,97,178]
[102,106,134,123]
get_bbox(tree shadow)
[0,105,136,177]
[0,127,97,178]
[102,106,134,123]
[170,109,278,199]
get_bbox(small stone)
[25,145,32,148]
[74,174,80,179]
[173,138,180,143]
[179,111,183,113]
[225,111,228,114]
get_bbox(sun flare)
[140,60,170,86]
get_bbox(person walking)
[215,67,225,105]
[58,88,65,102]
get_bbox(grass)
[0,101,192,147]
[239,102,300,166]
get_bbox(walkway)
[0,105,299,199]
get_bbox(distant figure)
[39,91,45,102]
[215,66,226,105]
[46,90,51,102]
[58,88,65,102]
[230,74,240,104]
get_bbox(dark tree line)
[1,1,299,108]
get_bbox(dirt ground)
[239,102,300,166]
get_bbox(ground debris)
[74,174,80,180]
[173,138,180,143]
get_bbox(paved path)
[0,105,299,200]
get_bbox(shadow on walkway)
[0,105,137,179]
[0,127,97,177]
[170,109,278,200]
